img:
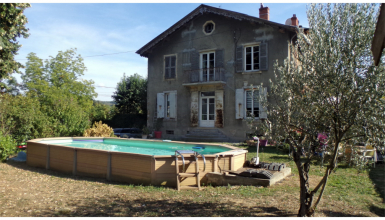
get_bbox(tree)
[21,49,97,137]
[0,3,30,81]
[262,4,385,217]
[112,73,147,114]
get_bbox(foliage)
[142,126,150,135]
[154,118,163,131]
[261,3,385,217]
[112,73,147,114]
[0,130,17,162]
[0,3,30,82]
[83,121,114,137]
[0,93,52,143]
[20,49,97,137]
[90,101,117,124]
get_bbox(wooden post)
[46,146,50,170]
[151,156,156,185]
[107,152,111,181]
[175,155,180,191]
[213,155,218,172]
[73,149,77,176]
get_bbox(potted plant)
[142,126,150,139]
[259,136,268,146]
[154,118,163,139]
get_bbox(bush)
[0,131,17,162]
[83,121,114,137]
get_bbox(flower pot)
[259,140,268,146]
[154,131,162,139]
[142,134,148,139]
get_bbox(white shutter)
[157,93,164,118]
[169,92,176,119]
[259,87,267,119]
[235,89,244,119]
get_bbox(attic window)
[203,21,215,35]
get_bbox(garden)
[0,143,383,217]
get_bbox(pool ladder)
[175,150,206,191]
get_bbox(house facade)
[136,4,305,142]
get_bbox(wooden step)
[178,173,198,177]
[179,186,200,190]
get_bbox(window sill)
[164,78,176,81]
[242,71,262,74]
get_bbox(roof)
[136,4,306,57]
[372,3,385,66]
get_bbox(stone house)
[136,4,306,142]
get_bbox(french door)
[199,91,215,127]
[200,52,215,82]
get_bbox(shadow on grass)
[5,160,167,190]
[32,195,297,217]
[368,164,385,204]
[369,205,385,217]
[320,210,367,217]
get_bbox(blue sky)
[14,3,309,101]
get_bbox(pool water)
[43,139,231,156]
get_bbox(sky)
[14,3,310,101]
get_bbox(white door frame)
[199,92,215,127]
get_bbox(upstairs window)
[165,55,176,79]
[245,45,260,71]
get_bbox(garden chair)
[362,144,377,168]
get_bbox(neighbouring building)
[136,4,307,142]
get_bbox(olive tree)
[0,3,30,87]
[262,3,385,217]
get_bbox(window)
[203,21,215,35]
[246,90,259,118]
[200,52,215,81]
[235,87,267,119]
[164,55,176,79]
[245,45,260,71]
[236,42,268,73]
[157,91,177,119]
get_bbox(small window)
[203,21,215,35]
[165,55,176,79]
[245,45,260,71]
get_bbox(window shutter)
[190,50,200,71]
[235,89,244,119]
[157,93,164,118]
[169,92,177,119]
[215,49,224,68]
[236,46,243,73]
[170,56,176,78]
[259,42,268,71]
[259,87,267,119]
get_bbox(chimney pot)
[259,4,270,20]
[291,14,299,26]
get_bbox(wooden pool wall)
[26,137,247,187]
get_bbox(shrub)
[83,121,114,137]
[0,131,17,162]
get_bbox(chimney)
[259,3,269,20]
[291,14,299,26]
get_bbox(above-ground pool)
[27,137,247,188]
[38,138,232,156]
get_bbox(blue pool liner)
[73,139,103,142]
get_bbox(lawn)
[0,143,383,217]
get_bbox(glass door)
[200,91,215,127]
[200,52,215,82]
